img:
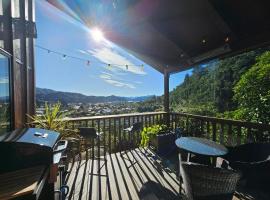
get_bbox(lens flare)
[91,28,104,42]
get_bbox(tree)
[233,51,270,123]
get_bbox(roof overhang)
[46,0,270,74]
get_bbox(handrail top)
[171,112,270,129]
[63,111,270,129]
[63,111,166,122]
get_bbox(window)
[0,49,12,134]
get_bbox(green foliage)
[233,51,270,123]
[136,96,163,112]
[0,104,11,134]
[140,124,169,147]
[169,48,269,117]
[28,102,78,138]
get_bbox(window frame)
[0,47,13,131]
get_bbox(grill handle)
[53,140,68,153]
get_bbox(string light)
[35,44,144,70]
[225,36,230,43]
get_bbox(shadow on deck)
[65,148,180,200]
[65,148,269,200]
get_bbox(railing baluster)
[186,117,189,135]
[72,121,75,130]
[220,123,224,144]
[206,121,210,139]
[119,118,122,151]
[200,120,204,136]
[227,124,232,146]
[91,119,94,128]
[114,118,117,152]
[103,118,106,157]
[108,118,111,153]
[247,127,252,143]
[98,119,101,157]
[128,116,131,144]
[237,125,242,145]
[212,122,217,142]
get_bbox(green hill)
[169,48,270,117]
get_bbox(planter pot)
[149,132,176,155]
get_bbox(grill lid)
[0,128,60,148]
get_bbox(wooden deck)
[65,148,269,200]
[65,148,180,200]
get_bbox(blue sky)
[35,1,191,97]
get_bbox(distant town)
[35,88,163,118]
[36,102,138,118]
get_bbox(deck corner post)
[164,69,170,127]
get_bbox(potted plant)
[140,124,176,155]
[28,102,80,161]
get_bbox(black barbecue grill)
[0,128,69,200]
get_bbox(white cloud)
[100,74,111,80]
[0,77,8,84]
[105,67,128,76]
[101,71,113,76]
[88,46,146,75]
[104,79,136,89]
[99,73,136,89]
[77,49,89,55]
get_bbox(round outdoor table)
[175,137,228,157]
[175,137,228,195]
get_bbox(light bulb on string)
[141,64,144,71]
[36,45,152,73]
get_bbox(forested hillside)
[169,48,270,123]
[36,88,153,105]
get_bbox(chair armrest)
[96,132,103,136]
[123,127,133,132]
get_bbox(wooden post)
[0,0,36,129]
[26,0,36,119]
[164,69,170,126]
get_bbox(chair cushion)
[225,143,270,163]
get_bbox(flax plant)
[28,102,78,139]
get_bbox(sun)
[91,28,104,42]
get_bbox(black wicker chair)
[181,162,241,200]
[223,143,270,190]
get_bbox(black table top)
[175,137,228,156]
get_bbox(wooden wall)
[0,0,36,129]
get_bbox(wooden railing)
[65,112,167,153]
[65,112,270,154]
[171,112,270,146]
